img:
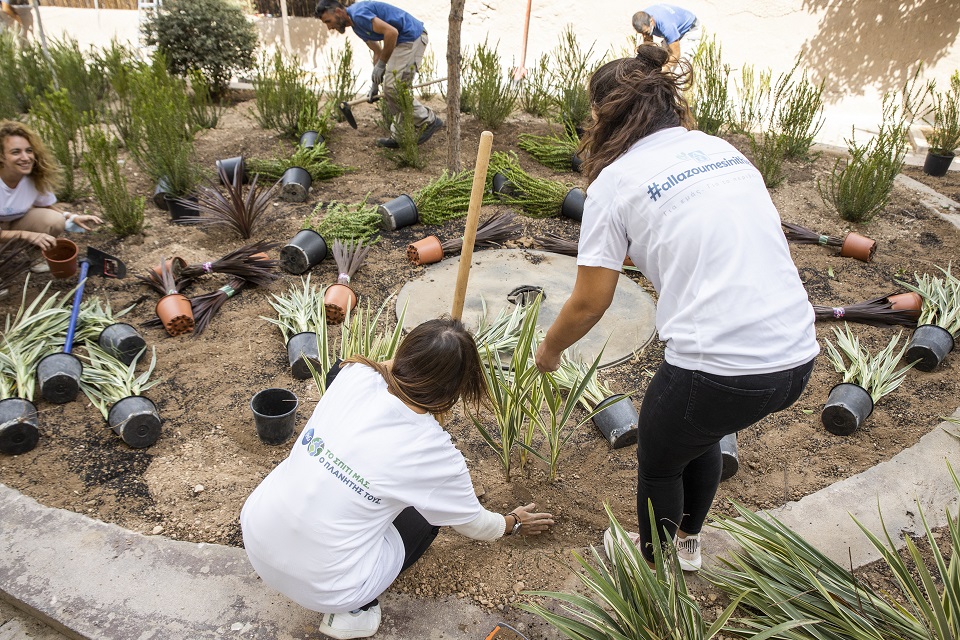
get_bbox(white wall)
[25,1,960,147]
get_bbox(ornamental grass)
[822,323,916,403]
[897,265,960,337]
[79,342,158,419]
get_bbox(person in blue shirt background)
[632,4,701,71]
[315,0,443,149]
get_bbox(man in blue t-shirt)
[315,0,443,149]
[632,5,700,71]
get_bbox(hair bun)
[634,44,669,71]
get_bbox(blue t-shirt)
[346,1,424,44]
[645,4,697,44]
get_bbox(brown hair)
[579,46,693,184]
[347,317,489,420]
[0,120,62,195]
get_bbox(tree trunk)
[445,0,465,172]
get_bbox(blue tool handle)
[63,260,90,355]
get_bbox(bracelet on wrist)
[507,511,522,536]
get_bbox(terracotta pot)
[839,232,876,262]
[151,257,187,280]
[251,252,270,261]
[887,292,922,318]
[323,283,358,325]
[41,238,79,279]
[922,150,955,177]
[407,235,443,266]
[155,293,195,337]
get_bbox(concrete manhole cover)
[396,249,657,368]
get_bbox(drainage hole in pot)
[508,285,544,306]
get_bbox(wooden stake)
[451,131,494,320]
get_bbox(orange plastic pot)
[839,232,876,262]
[42,238,79,279]
[323,284,358,325]
[155,293,195,337]
[151,257,187,280]
[251,252,270,261]
[888,292,922,317]
[407,236,443,266]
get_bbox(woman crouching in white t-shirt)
[241,318,554,639]
[0,120,102,259]
[535,46,818,572]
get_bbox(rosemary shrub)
[253,49,324,139]
[247,142,348,183]
[688,34,731,136]
[517,130,579,172]
[187,69,225,132]
[748,128,789,188]
[518,53,554,118]
[30,89,85,202]
[416,49,440,100]
[729,63,771,135]
[926,71,960,154]
[413,170,481,225]
[771,57,825,159]
[323,38,359,121]
[45,36,109,116]
[0,30,27,115]
[379,76,423,169]
[462,38,517,129]
[305,197,381,243]
[81,127,145,237]
[489,151,572,218]
[550,25,596,133]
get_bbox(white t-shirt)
[240,364,484,613]
[578,126,819,376]
[0,176,56,223]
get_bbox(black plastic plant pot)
[166,195,200,224]
[97,323,147,366]
[107,396,161,449]
[591,395,638,449]
[378,194,419,232]
[36,352,82,404]
[286,331,322,380]
[905,324,955,372]
[280,166,312,202]
[491,173,519,198]
[561,187,586,221]
[279,229,328,275]
[215,156,248,185]
[719,432,739,481]
[922,151,955,177]
[250,388,299,445]
[571,153,583,173]
[298,130,324,149]
[821,383,874,436]
[0,398,40,455]
[153,178,172,210]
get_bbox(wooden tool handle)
[451,131,494,320]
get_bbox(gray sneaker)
[674,533,701,571]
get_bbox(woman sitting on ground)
[241,318,555,640]
[0,120,102,265]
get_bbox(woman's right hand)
[23,231,56,251]
[510,502,555,536]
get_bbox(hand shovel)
[37,247,127,404]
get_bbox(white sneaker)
[318,604,381,639]
[30,261,51,274]
[674,533,702,571]
[602,527,642,561]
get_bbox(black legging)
[635,358,814,563]
[361,506,438,610]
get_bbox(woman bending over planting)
[535,46,818,572]
[241,318,554,639]
[0,121,102,269]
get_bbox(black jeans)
[635,358,814,562]
[361,507,438,610]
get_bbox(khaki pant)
[382,31,434,128]
[0,207,65,237]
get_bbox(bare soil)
[2,94,959,619]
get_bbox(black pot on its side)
[591,395,638,449]
[0,397,40,455]
[378,194,419,231]
[280,229,328,274]
[98,323,147,366]
[286,331,322,380]
[922,151,955,177]
[561,187,586,221]
[36,352,82,404]
[905,324,955,372]
[216,156,248,185]
[719,432,739,481]
[821,383,874,436]
[299,131,324,149]
[571,153,583,173]
[491,173,519,198]
[280,166,312,202]
[153,178,172,210]
[108,396,162,449]
[166,195,200,224]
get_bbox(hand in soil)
[512,502,555,536]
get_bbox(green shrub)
[771,58,825,159]
[417,49,440,100]
[518,129,580,172]
[143,0,257,99]
[187,69,226,131]
[462,38,517,129]
[46,37,109,116]
[81,127,145,237]
[102,47,148,153]
[518,53,554,118]
[304,197,380,243]
[730,63,771,135]
[323,39,359,121]
[379,77,423,169]
[927,71,960,154]
[247,142,348,183]
[749,129,788,188]
[689,34,731,136]
[30,89,85,202]
[0,31,25,116]
[253,49,324,139]
[550,25,596,133]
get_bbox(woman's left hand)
[511,502,555,536]
[72,214,103,231]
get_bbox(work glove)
[367,83,380,103]
[371,60,387,86]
